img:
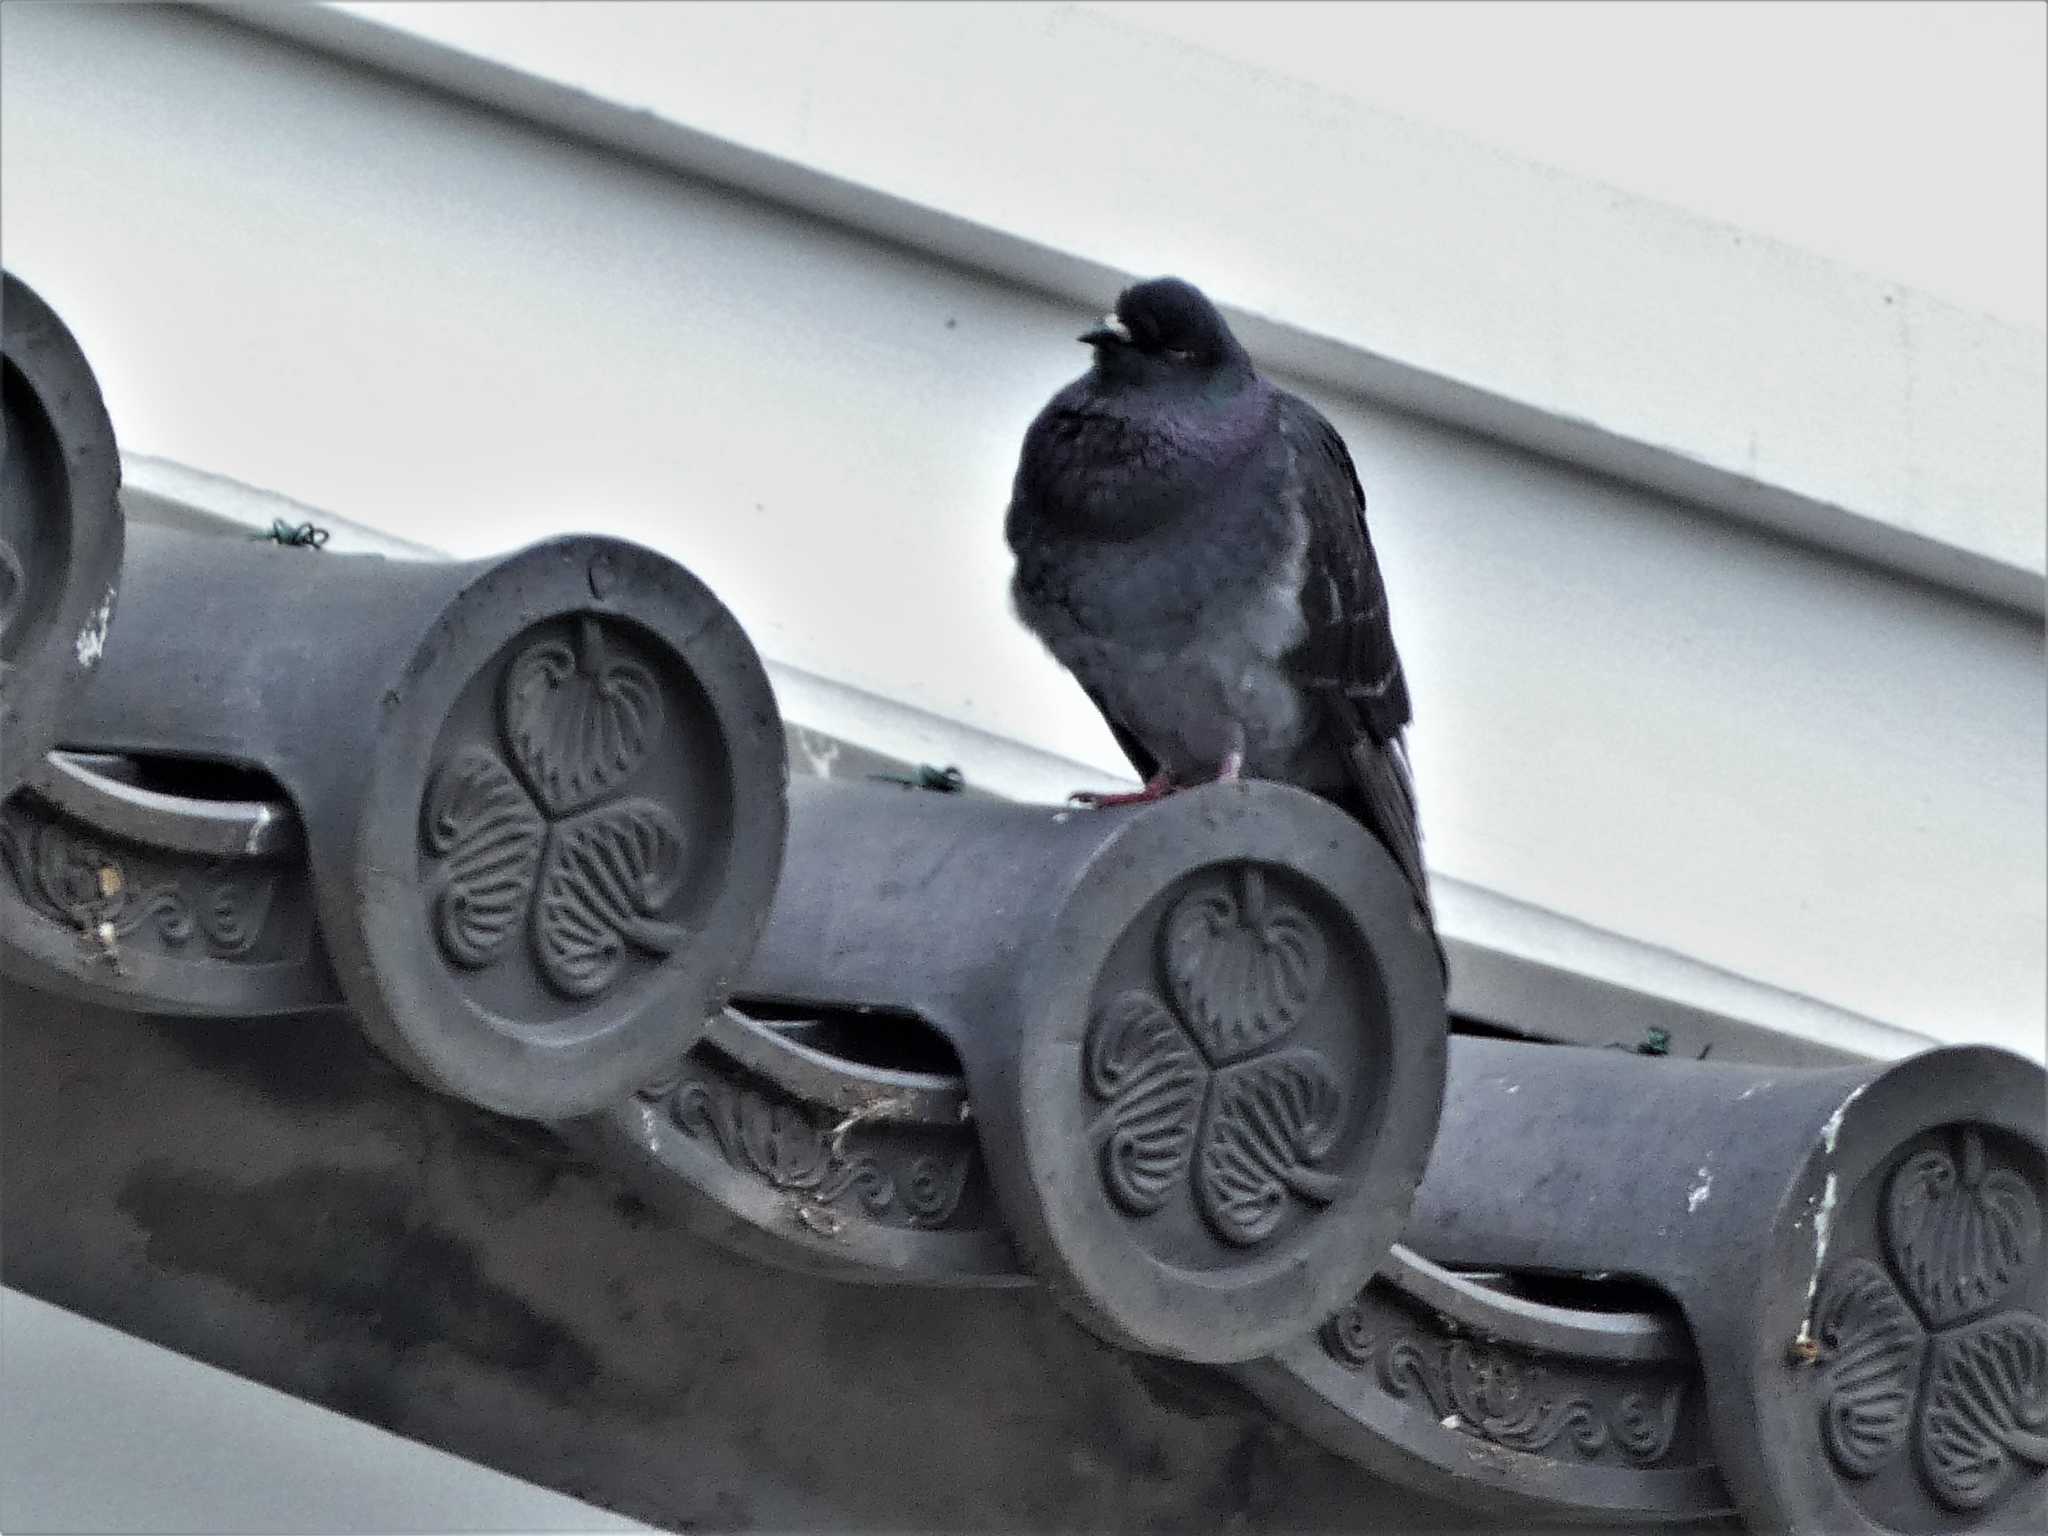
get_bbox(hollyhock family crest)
[422,617,688,1001]
[1085,866,1348,1247]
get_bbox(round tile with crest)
[980,782,1448,1364]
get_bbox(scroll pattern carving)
[421,619,688,1001]
[642,1072,974,1231]
[1813,1126,2047,1513]
[1085,867,1349,1247]
[1318,1289,1686,1465]
[0,806,280,961]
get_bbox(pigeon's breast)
[1015,505,1314,780]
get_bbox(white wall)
[1085,0,2048,332]
[2,3,2041,1059]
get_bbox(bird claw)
[1069,773,1178,809]
[1069,789,1151,808]
[1068,754,1250,808]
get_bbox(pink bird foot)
[1068,751,1243,808]
[1069,771,1177,809]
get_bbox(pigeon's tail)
[1329,730,1449,988]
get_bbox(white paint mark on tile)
[1687,1165,1713,1213]
[1820,1083,1869,1154]
[74,586,117,667]
[794,727,841,780]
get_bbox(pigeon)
[1005,276,1439,949]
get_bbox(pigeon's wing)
[1274,391,1432,919]
[1275,392,1411,738]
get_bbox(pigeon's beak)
[1079,314,1132,348]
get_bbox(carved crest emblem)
[1084,866,1348,1247]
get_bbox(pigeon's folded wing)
[1276,393,1412,738]
[1274,392,1431,915]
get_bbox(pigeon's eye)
[1163,347,1199,365]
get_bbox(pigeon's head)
[1080,277,1254,395]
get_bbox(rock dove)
[1006,276,1439,947]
